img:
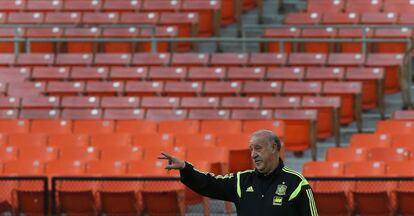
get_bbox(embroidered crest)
[273,196,283,206]
[275,184,287,196]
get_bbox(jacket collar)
[255,158,284,179]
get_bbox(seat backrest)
[174,133,217,148]
[350,133,391,148]
[200,120,242,134]
[326,147,368,162]
[115,120,158,133]
[158,120,200,134]
[367,147,409,162]
[303,161,344,177]
[30,120,72,134]
[73,120,115,134]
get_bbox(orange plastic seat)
[116,120,157,134]
[63,0,102,11]
[59,146,99,162]
[140,26,178,53]
[102,28,139,53]
[386,161,414,216]
[283,81,322,97]
[90,133,132,148]
[376,120,414,134]
[242,120,285,138]
[345,161,395,216]
[350,133,392,148]
[337,28,374,53]
[0,146,18,163]
[367,147,409,162]
[48,134,90,148]
[46,160,86,176]
[326,147,368,162]
[391,133,414,149]
[142,146,186,162]
[216,134,252,172]
[374,28,412,53]
[0,0,26,12]
[100,145,144,162]
[158,120,200,134]
[201,120,242,134]
[181,0,220,37]
[24,28,62,53]
[46,81,85,96]
[0,28,24,53]
[174,134,217,148]
[0,109,18,119]
[86,160,127,176]
[103,0,140,12]
[0,120,29,133]
[303,161,344,177]
[133,133,174,148]
[19,146,58,162]
[8,133,47,148]
[0,97,20,109]
[186,146,230,174]
[73,120,115,134]
[3,160,45,176]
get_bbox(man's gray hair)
[251,130,282,151]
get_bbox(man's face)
[249,136,277,173]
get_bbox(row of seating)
[326,146,413,162]
[307,0,414,13]
[0,53,404,66]
[303,160,414,216]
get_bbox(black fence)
[1,176,414,215]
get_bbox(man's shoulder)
[281,166,308,183]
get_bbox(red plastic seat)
[103,108,145,120]
[376,120,414,134]
[31,67,70,81]
[73,120,114,134]
[103,0,140,11]
[337,28,374,53]
[203,81,242,96]
[44,12,81,24]
[242,81,282,96]
[116,120,157,134]
[0,54,16,66]
[0,120,29,133]
[350,133,392,148]
[7,12,44,24]
[19,146,58,162]
[56,53,93,66]
[16,53,54,66]
[221,97,260,109]
[120,11,158,25]
[305,67,344,82]
[101,96,139,109]
[48,134,90,148]
[19,109,60,119]
[301,28,337,53]
[361,12,398,24]
[322,12,360,24]
[25,28,62,53]
[306,0,344,12]
[8,133,47,148]
[366,53,404,94]
[283,81,322,96]
[231,109,273,120]
[346,67,385,110]
[110,67,148,80]
[210,53,248,67]
[266,67,305,81]
[284,12,321,24]
[0,28,24,53]
[384,0,414,13]
[374,28,412,53]
[345,0,382,13]
[248,53,287,66]
[63,0,102,11]
[328,53,365,67]
[0,97,20,109]
[86,160,127,176]
[326,147,368,162]
[64,28,101,53]
[181,0,220,36]
[288,53,327,66]
[59,146,99,162]
[141,96,180,109]
[0,0,26,12]
[171,53,209,67]
[46,81,85,96]
[21,96,59,109]
[227,67,265,81]
[158,120,200,134]
[46,160,86,176]
[0,146,18,163]
[367,147,409,161]
[90,133,132,148]
[94,53,131,66]
[133,134,175,148]
[70,67,109,81]
[102,28,139,53]
[187,67,226,81]
[393,111,414,120]
[0,67,30,82]
[82,12,119,25]
[386,161,414,215]
[188,109,231,120]
[3,160,45,175]
[148,67,187,81]
[180,97,219,109]
[132,53,170,67]
[200,120,242,134]
[7,82,45,97]
[0,82,7,96]
[30,119,71,134]
[323,81,362,124]
[140,27,178,52]
[145,109,187,121]
[125,81,164,96]
[85,81,124,96]
[100,145,143,162]
[0,109,18,119]
[242,120,285,138]
[61,109,103,120]
[61,96,99,109]
[302,96,341,139]
[164,81,203,97]
[391,133,414,149]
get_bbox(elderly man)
[159,130,318,216]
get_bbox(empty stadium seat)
[351,133,392,148]
[73,120,114,134]
[158,120,200,134]
[326,147,368,162]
